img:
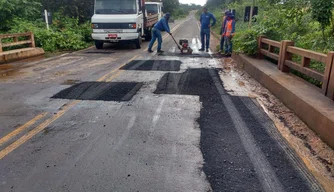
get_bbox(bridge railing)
[0,32,36,53]
[258,36,280,61]
[258,36,334,101]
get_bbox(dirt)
[1,70,26,78]
[0,64,15,71]
[238,81,245,87]
[217,56,334,191]
[62,79,81,85]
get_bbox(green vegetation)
[204,0,334,59]
[203,0,334,87]
[172,3,202,19]
[0,0,93,52]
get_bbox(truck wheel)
[145,34,152,41]
[95,40,104,49]
[145,29,152,41]
[135,36,142,49]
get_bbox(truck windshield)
[95,0,137,14]
[146,4,158,14]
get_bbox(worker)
[148,13,171,53]
[222,13,235,57]
[219,11,230,53]
[199,7,216,52]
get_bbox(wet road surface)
[0,13,324,191]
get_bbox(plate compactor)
[170,34,193,54]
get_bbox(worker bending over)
[148,13,171,53]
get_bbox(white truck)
[91,0,163,49]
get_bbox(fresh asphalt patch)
[121,60,181,71]
[154,68,319,191]
[52,82,143,101]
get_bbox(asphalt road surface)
[0,13,325,192]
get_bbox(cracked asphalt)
[0,13,325,192]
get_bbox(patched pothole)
[52,82,143,101]
[121,60,182,71]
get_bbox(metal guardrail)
[258,36,334,101]
[0,32,36,53]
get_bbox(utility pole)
[44,10,49,30]
[248,0,256,28]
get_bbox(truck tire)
[145,30,152,41]
[135,36,142,49]
[145,34,152,41]
[95,40,104,49]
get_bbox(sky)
[179,0,206,6]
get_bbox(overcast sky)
[179,0,206,6]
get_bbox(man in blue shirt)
[199,7,216,52]
[148,13,171,53]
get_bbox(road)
[0,13,324,192]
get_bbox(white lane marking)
[192,37,196,44]
[208,69,285,192]
[152,98,165,128]
[164,144,177,188]
[169,46,176,53]
[113,115,136,151]
[196,38,202,50]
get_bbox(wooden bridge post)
[278,40,294,72]
[257,35,266,59]
[323,52,334,95]
[325,52,334,100]
[0,38,2,53]
[29,32,36,48]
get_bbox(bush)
[8,15,92,52]
[57,30,88,50]
[35,30,60,51]
[0,0,41,31]
[172,8,187,19]
[233,28,259,56]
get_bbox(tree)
[311,0,333,39]
[40,0,94,23]
[0,0,41,31]
[162,0,179,13]
[276,0,310,28]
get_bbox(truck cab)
[91,0,144,49]
[145,2,163,21]
[143,1,163,41]
[91,0,162,49]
